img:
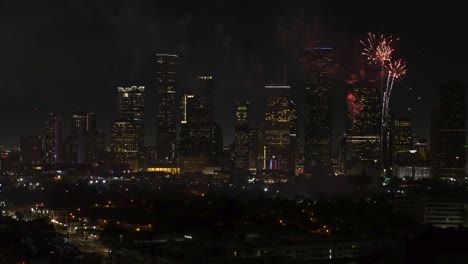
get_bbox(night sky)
[1,0,467,150]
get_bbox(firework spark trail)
[387,59,407,109]
[361,33,406,127]
[360,32,407,174]
[376,40,394,63]
[361,32,379,63]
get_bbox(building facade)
[44,113,62,164]
[263,85,298,171]
[233,101,250,172]
[156,54,178,164]
[391,116,414,166]
[179,76,219,172]
[111,86,145,170]
[344,79,381,176]
[304,47,333,176]
[432,80,466,179]
[71,112,96,164]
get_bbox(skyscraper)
[20,135,42,165]
[233,101,250,172]
[179,76,218,172]
[44,113,62,164]
[156,54,177,164]
[432,80,466,179]
[263,84,297,171]
[71,112,96,164]
[111,121,138,167]
[344,78,381,176]
[304,47,333,176]
[391,116,414,166]
[111,86,145,170]
[248,127,261,173]
[93,130,106,166]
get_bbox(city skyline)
[2,2,468,262]
[1,1,467,149]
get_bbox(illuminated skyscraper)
[263,85,297,171]
[44,113,62,164]
[156,54,177,164]
[432,80,466,179]
[304,47,333,176]
[111,121,139,167]
[71,112,96,164]
[111,86,145,170]
[391,116,414,165]
[117,86,145,124]
[179,76,218,172]
[233,101,250,172]
[344,79,381,175]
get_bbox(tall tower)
[433,80,466,179]
[233,101,250,172]
[179,75,222,173]
[304,47,333,176]
[344,79,381,176]
[111,86,145,170]
[44,113,62,164]
[391,116,414,166]
[71,112,96,164]
[156,54,177,164]
[263,85,297,171]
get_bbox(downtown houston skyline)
[1,0,467,149]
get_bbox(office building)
[344,79,381,176]
[112,86,145,170]
[179,76,218,172]
[304,47,333,176]
[431,80,466,179]
[44,113,62,164]
[391,116,414,166]
[263,84,298,171]
[233,101,250,172]
[156,54,178,164]
[71,112,96,164]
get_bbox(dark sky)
[1,0,467,150]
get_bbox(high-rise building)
[112,86,145,170]
[344,79,381,176]
[44,113,62,164]
[91,130,106,166]
[391,116,414,166]
[304,47,333,176]
[248,127,261,173]
[263,84,297,171]
[432,80,466,179]
[71,112,96,164]
[111,121,139,168]
[118,86,145,123]
[156,54,178,164]
[233,101,250,172]
[179,76,218,172]
[20,135,43,165]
